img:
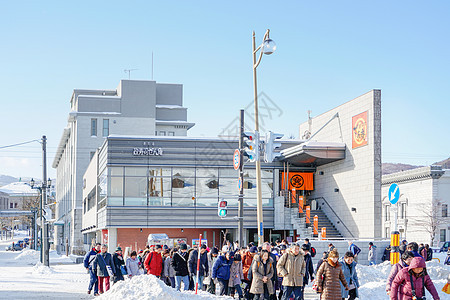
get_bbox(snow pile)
[356,260,450,300]
[15,249,40,264]
[32,263,55,275]
[98,275,232,300]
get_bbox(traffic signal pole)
[238,110,245,249]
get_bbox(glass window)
[172,196,194,206]
[261,169,274,179]
[125,167,147,176]
[219,178,238,198]
[99,170,107,201]
[110,167,123,176]
[159,131,166,136]
[219,168,239,178]
[102,119,109,137]
[173,168,195,178]
[148,167,171,177]
[196,198,218,207]
[440,229,446,242]
[168,131,175,136]
[385,205,390,221]
[148,176,171,198]
[400,203,406,219]
[91,118,97,136]
[172,176,195,197]
[442,204,448,218]
[196,168,218,178]
[196,177,218,198]
[124,176,147,206]
[385,227,390,238]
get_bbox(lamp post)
[30,135,50,266]
[252,30,276,246]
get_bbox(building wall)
[299,90,382,239]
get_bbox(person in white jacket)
[126,251,142,277]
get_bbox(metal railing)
[309,197,355,238]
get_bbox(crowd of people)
[82,238,447,299]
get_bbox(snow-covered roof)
[156,105,184,109]
[0,182,39,196]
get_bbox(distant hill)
[0,175,19,187]
[382,163,421,175]
[434,157,450,169]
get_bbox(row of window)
[384,203,448,221]
[91,118,109,137]
[155,131,175,136]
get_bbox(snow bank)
[15,249,39,264]
[356,260,450,300]
[32,263,55,275]
[98,275,231,300]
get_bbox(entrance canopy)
[280,141,346,167]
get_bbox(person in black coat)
[92,244,115,294]
[301,244,314,286]
[315,251,328,274]
[188,244,209,291]
[172,244,190,291]
[112,247,125,283]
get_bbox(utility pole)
[41,135,49,267]
[238,110,244,248]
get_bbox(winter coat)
[368,245,377,263]
[204,253,218,285]
[316,259,349,300]
[242,251,254,281]
[212,255,233,280]
[339,258,359,298]
[277,250,306,287]
[390,257,440,300]
[83,248,99,270]
[303,253,314,285]
[188,249,209,277]
[228,260,244,287]
[171,251,189,277]
[113,253,125,275]
[144,250,163,276]
[386,260,408,294]
[163,256,176,278]
[250,255,274,295]
[93,252,116,277]
[126,257,141,276]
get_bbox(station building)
[81,89,382,252]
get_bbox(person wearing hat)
[243,246,258,299]
[212,250,234,295]
[368,242,377,265]
[204,247,220,294]
[172,244,190,291]
[144,244,164,278]
[188,244,209,291]
[112,246,125,283]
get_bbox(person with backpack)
[251,249,275,300]
[368,242,377,265]
[92,244,116,295]
[277,243,306,300]
[316,249,350,300]
[212,250,234,295]
[386,251,415,297]
[83,242,101,295]
[339,251,359,300]
[144,244,163,278]
[172,244,190,291]
[390,256,440,300]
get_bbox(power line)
[0,139,40,150]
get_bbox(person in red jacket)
[390,256,440,300]
[144,244,164,278]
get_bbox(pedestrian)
[382,245,391,262]
[390,256,440,300]
[301,244,315,288]
[188,244,209,291]
[316,249,350,300]
[243,246,258,299]
[424,244,432,262]
[328,243,335,252]
[83,242,100,295]
[172,244,190,291]
[262,242,278,300]
[406,242,422,258]
[339,251,359,300]
[222,240,233,252]
[399,240,408,255]
[126,251,142,278]
[386,251,415,297]
[316,251,329,274]
[92,244,115,295]
[251,249,275,300]
[212,250,234,295]
[368,242,377,265]
[445,248,450,265]
[112,247,125,283]
[144,244,163,278]
[228,253,244,299]
[163,249,176,288]
[277,243,306,300]
[347,241,361,260]
[204,247,219,294]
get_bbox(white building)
[382,165,450,247]
[52,80,195,254]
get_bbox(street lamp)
[252,29,276,246]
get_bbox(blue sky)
[0,1,449,179]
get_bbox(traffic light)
[243,131,259,162]
[264,131,284,163]
[218,199,228,217]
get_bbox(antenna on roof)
[124,69,138,79]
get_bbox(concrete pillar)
[108,228,117,253]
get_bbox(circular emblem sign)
[353,117,367,146]
[233,149,240,170]
[290,175,304,189]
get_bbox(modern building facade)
[53,80,195,254]
[382,165,450,246]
